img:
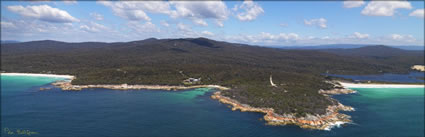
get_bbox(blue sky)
[1,0,424,46]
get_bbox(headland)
[7,73,423,131]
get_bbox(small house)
[183,78,201,84]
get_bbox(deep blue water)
[1,75,424,137]
[327,72,425,83]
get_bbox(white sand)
[1,73,75,79]
[338,81,424,88]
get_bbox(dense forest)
[1,38,424,116]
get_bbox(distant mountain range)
[1,40,20,44]
[277,44,424,51]
[320,45,424,57]
[3,40,423,50]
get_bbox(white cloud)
[63,0,77,5]
[361,1,412,16]
[343,0,365,8]
[176,23,194,37]
[304,18,327,29]
[219,32,424,46]
[99,1,228,27]
[391,34,416,42]
[1,18,131,42]
[98,1,172,21]
[322,36,330,40]
[99,1,173,15]
[1,21,17,29]
[80,22,108,33]
[173,22,214,38]
[170,1,228,26]
[201,31,214,36]
[260,32,299,41]
[409,9,424,18]
[160,21,170,27]
[192,18,208,26]
[306,36,315,40]
[391,34,403,40]
[7,5,79,23]
[127,21,160,33]
[215,20,224,27]
[80,25,96,33]
[169,1,228,20]
[1,19,75,35]
[90,13,104,21]
[351,32,369,39]
[124,10,150,21]
[234,0,264,21]
[226,32,300,44]
[177,23,191,32]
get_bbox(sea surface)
[1,75,424,137]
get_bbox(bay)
[1,75,424,137]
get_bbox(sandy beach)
[338,81,425,88]
[1,73,75,79]
[1,73,229,91]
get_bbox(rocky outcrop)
[318,88,356,95]
[318,81,357,95]
[211,92,354,130]
[51,80,229,91]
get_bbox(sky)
[1,0,424,46]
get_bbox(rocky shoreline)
[51,80,230,91]
[51,78,355,130]
[318,88,357,95]
[211,91,355,130]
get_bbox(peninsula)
[2,72,358,130]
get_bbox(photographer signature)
[3,128,39,136]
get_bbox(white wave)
[324,121,347,131]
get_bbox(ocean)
[1,75,424,137]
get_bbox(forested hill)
[1,38,423,116]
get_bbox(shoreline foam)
[1,73,75,79]
[338,81,425,88]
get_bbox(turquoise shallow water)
[332,88,424,137]
[1,75,424,137]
